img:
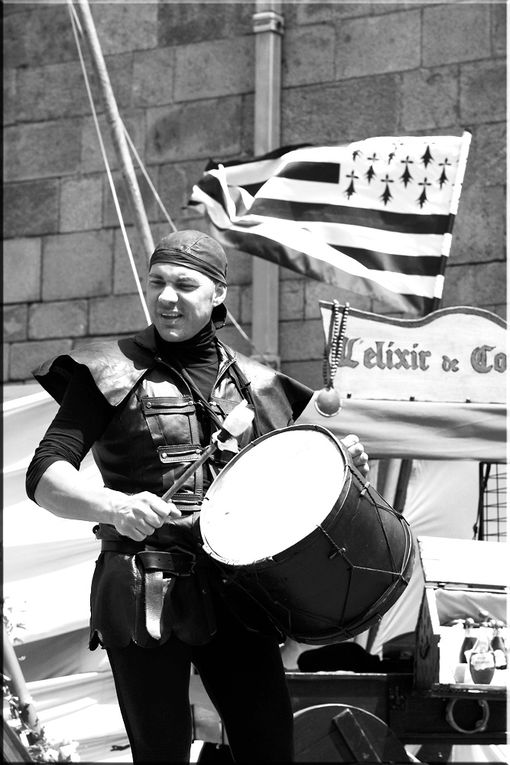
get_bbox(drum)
[200,425,414,644]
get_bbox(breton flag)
[190,133,471,315]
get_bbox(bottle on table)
[468,630,496,685]
[459,617,476,663]
[490,619,507,670]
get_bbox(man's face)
[147,262,226,342]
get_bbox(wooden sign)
[320,304,506,404]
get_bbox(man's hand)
[34,461,182,538]
[109,491,181,541]
[340,434,369,477]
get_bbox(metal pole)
[74,0,154,259]
[251,1,284,368]
[392,459,414,513]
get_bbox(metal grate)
[474,463,507,541]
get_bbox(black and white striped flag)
[191,133,471,315]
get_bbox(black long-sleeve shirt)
[26,323,220,502]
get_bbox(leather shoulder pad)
[32,336,153,406]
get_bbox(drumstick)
[162,401,255,503]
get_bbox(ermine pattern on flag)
[190,134,471,315]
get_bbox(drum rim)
[200,424,352,565]
[206,490,349,569]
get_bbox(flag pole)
[73,0,154,261]
[251,1,284,368]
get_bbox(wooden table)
[190,671,507,748]
[286,672,507,746]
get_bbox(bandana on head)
[149,230,228,326]
[149,230,228,285]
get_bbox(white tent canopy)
[298,395,506,462]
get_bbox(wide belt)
[101,540,145,554]
[101,541,196,640]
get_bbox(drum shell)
[200,427,414,645]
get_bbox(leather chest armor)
[92,346,298,517]
[92,358,243,513]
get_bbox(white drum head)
[200,427,346,565]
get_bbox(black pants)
[106,616,294,763]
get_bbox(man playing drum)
[26,230,369,763]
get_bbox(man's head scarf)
[149,230,228,325]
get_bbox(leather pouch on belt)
[137,550,196,640]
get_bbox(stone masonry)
[3,1,506,388]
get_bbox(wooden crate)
[414,536,508,692]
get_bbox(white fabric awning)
[297,394,506,462]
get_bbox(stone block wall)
[3,1,506,390]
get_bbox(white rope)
[67,1,151,326]
[223,308,272,363]
[121,124,177,233]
